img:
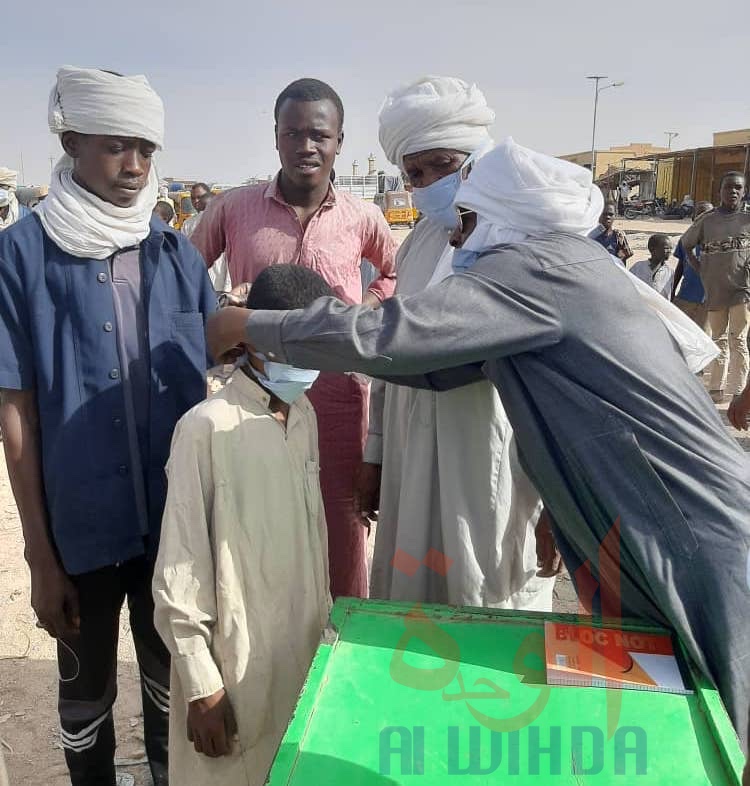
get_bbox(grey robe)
[247,232,750,749]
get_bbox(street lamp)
[586,76,624,177]
[665,131,679,150]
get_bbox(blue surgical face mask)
[411,169,464,229]
[410,144,491,229]
[249,354,319,403]
[451,247,480,272]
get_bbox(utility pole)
[665,131,679,150]
[586,76,624,178]
[586,75,607,175]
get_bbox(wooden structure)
[630,143,750,205]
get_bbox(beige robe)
[364,218,554,609]
[182,210,232,293]
[153,369,330,786]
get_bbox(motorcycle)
[660,199,694,220]
[623,199,660,219]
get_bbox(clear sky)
[2,0,747,186]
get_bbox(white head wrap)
[455,137,604,238]
[0,176,20,230]
[37,66,163,258]
[448,137,718,373]
[378,76,495,167]
[0,168,18,190]
[48,65,165,148]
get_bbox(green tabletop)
[268,599,744,785]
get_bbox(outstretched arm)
[207,248,563,379]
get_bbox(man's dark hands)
[30,552,80,639]
[207,307,254,365]
[728,386,750,431]
[535,508,563,578]
[354,462,381,518]
[187,688,237,758]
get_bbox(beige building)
[559,142,668,180]
[714,129,750,147]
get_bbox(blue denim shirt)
[0,215,217,574]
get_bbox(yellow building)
[714,129,750,147]
[559,143,668,180]
[632,133,750,205]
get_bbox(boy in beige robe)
[153,265,332,786]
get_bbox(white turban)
[378,75,495,167]
[48,65,165,149]
[451,137,718,374]
[37,66,163,257]
[455,137,603,236]
[0,168,18,190]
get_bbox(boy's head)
[153,200,174,224]
[247,263,333,310]
[647,233,672,263]
[600,203,616,229]
[719,171,746,212]
[244,265,332,404]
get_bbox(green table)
[268,599,744,784]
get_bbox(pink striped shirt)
[191,175,398,304]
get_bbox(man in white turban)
[208,138,750,754]
[0,168,30,231]
[356,76,556,609]
[0,66,216,785]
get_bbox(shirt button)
[103,321,113,332]
[109,368,120,380]
[97,272,108,283]
[118,464,129,476]
[113,417,123,428]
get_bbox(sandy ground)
[1,216,745,785]
[393,215,692,264]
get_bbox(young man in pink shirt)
[192,79,397,597]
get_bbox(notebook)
[544,621,691,694]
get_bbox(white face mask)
[410,143,492,230]
[249,353,319,403]
[411,169,465,229]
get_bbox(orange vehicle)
[383,190,418,228]
[171,190,196,230]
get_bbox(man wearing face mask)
[356,76,557,609]
[0,168,31,232]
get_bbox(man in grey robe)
[207,141,750,751]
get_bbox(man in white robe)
[359,77,556,608]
